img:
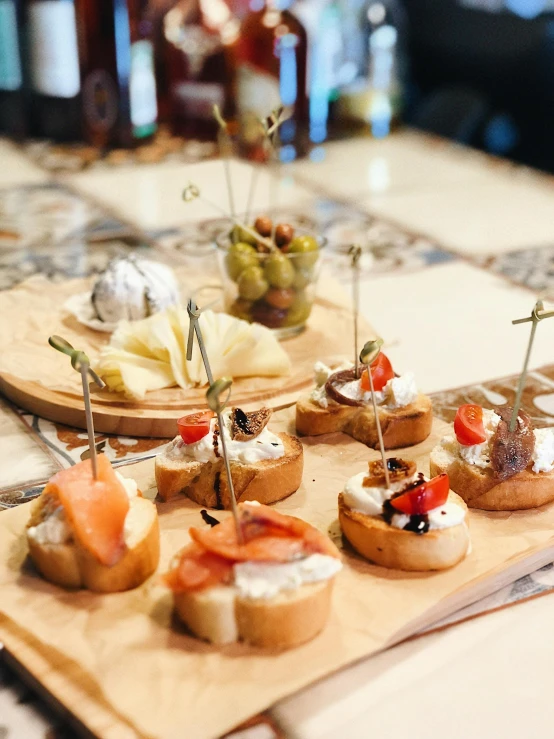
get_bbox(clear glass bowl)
[215,226,327,340]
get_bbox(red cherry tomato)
[454,404,486,446]
[391,474,450,515]
[361,352,395,392]
[177,411,215,445]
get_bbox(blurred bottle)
[0,0,26,137]
[293,0,342,146]
[27,0,82,140]
[163,0,238,140]
[80,0,158,148]
[336,0,407,137]
[235,0,308,162]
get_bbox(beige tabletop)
[1,128,554,738]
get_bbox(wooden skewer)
[360,338,390,489]
[182,183,278,252]
[186,299,214,386]
[349,245,362,379]
[510,301,554,433]
[48,335,105,479]
[213,105,236,220]
[207,378,243,544]
[186,305,243,543]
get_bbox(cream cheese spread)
[233,554,342,600]
[309,361,418,410]
[27,473,138,546]
[166,411,285,465]
[343,470,465,531]
[531,428,554,473]
[458,409,501,468]
[27,506,70,545]
[343,470,418,516]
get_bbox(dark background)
[404,0,554,172]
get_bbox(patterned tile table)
[2,129,554,739]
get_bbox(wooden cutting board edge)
[0,373,312,438]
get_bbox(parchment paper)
[0,272,362,410]
[2,413,554,739]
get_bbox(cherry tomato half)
[361,352,395,392]
[454,404,486,446]
[391,473,450,515]
[177,411,215,445]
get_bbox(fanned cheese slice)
[95,348,176,399]
[93,308,291,399]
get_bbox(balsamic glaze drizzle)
[201,510,220,527]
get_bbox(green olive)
[229,298,253,321]
[288,235,319,269]
[293,266,314,289]
[230,224,257,246]
[284,292,312,326]
[263,252,295,289]
[237,266,269,301]
[225,242,258,281]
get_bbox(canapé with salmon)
[26,454,159,592]
[164,501,342,647]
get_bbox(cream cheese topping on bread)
[165,411,285,465]
[437,414,554,474]
[27,473,138,546]
[344,470,418,516]
[457,409,501,468]
[233,554,342,600]
[343,470,466,531]
[27,506,70,545]
[309,361,418,410]
[532,428,554,473]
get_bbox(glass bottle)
[0,0,27,137]
[26,0,82,141]
[80,0,158,148]
[336,0,407,137]
[293,0,343,146]
[235,0,308,162]
[163,0,238,140]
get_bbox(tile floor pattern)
[2,131,554,737]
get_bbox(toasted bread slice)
[430,443,554,510]
[155,432,303,508]
[338,492,469,571]
[296,393,433,449]
[26,495,160,592]
[174,578,334,648]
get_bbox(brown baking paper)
[2,413,554,739]
[0,273,365,420]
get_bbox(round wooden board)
[0,274,366,437]
[0,372,313,437]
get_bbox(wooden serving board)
[0,273,360,437]
[2,413,554,739]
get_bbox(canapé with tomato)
[338,457,470,571]
[296,354,433,449]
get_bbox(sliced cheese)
[93,308,291,399]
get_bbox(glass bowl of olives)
[216,215,327,339]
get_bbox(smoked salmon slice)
[164,543,233,592]
[190,503,340,562]
[43,454,129,566]
[167,503,340,592]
